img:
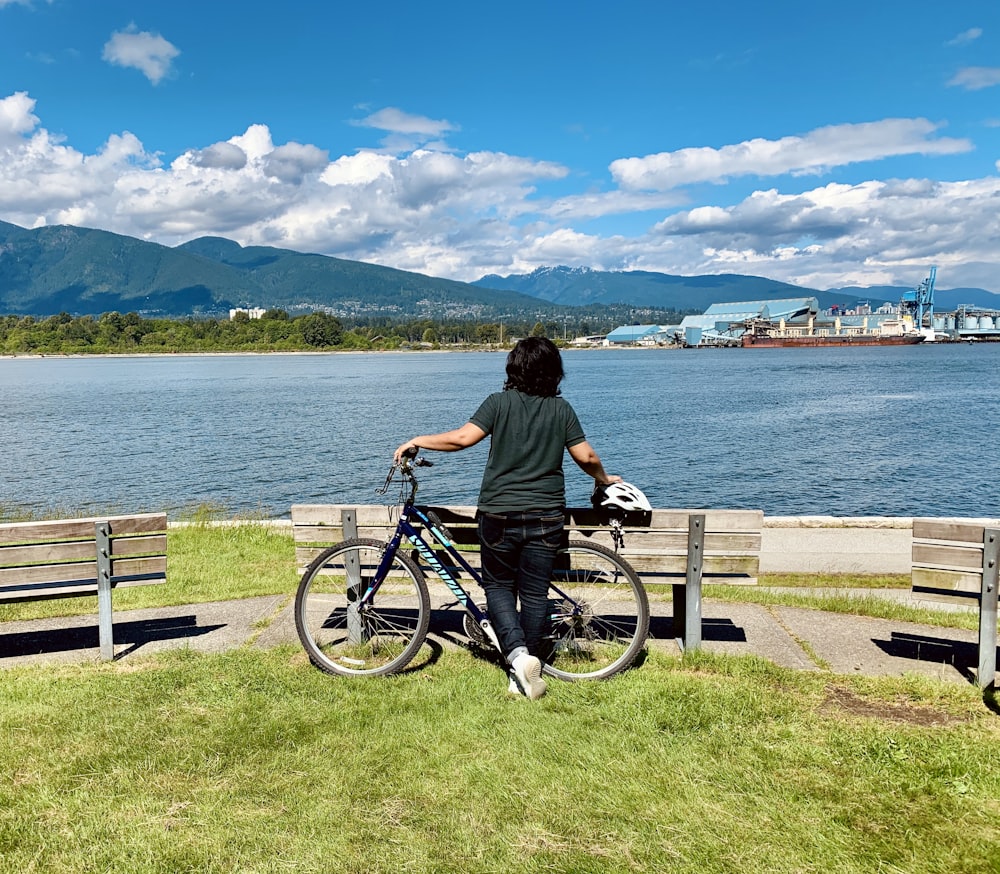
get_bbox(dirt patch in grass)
[820,685,970,727]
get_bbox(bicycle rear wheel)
[543,540,649,680]
[295,538,430,677]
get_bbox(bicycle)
[294,452,650,681]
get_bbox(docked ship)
[740,316,924,348]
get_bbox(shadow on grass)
[983,685,999,715]
[0,615,225,662]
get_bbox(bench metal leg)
[978,529,999,689]
[675,514,705,651]
[96,522,114,661]
[341,509,365,645]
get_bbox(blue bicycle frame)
[364,499,503,652]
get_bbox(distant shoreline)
[0,345,675,360]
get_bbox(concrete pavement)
[0,587,988,687]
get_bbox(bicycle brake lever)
[375,464,396,495]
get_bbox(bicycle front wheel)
[295,538,430,677]
[543,540,649,681]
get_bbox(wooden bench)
[911,518,999,688]
[0,513,168,661]
[291,504,763,650]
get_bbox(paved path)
[0,589,987,686]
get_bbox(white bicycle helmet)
[592,481,652,513]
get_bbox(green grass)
[0,648,997,873]
[760,572,911,589]
[2,521,998,871]
[700,584,981,632]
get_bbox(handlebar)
[377,450,432,497]
[400,445,432,468]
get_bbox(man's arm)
[394,422,487,463]
[567,440,621,485]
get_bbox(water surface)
[2,344,997,518]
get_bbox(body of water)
[1,344,997,518]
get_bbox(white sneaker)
[511,654,546,700]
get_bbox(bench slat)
[0,561,99,588]
[0,574,168,603]
[0,540,96,567]
[0,553,167,591]
[0,532,167,569]
[911,566,984,598]
[0,513,167,546]
[912,519,985,544]
[0,581,108,602]
[912,542,985,571]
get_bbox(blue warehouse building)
[677,298,819,347]
[604,324,674,345]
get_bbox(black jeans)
[477,509,565,661]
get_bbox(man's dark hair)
[504,336,564,397]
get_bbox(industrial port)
[671,267,1000,347]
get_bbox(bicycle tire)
[542,540,649,681]
[295,538,430,677]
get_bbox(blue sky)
[1,0,998,293]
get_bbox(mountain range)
[475,266,1000,312]
[1,220,996,319]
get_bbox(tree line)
[0,310,627,355]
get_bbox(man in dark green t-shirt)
[394,337,619,700]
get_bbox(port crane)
[899,266,936,330]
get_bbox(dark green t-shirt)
[469,390,586,512]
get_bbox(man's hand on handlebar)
[393,442,420,465]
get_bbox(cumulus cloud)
[947,66,1000,90]
[190,142,248,170]
[645,177,1000,290]
[0,91,39,145]
[263,142,329,183]
[102,25,180,85]
[0,93,998,290]
[610,119,972,190]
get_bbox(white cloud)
[545,189,687,220]
[643,177,1000,290]
[102,26,180,85]
[354,107,457,138]
[0,93,998,291]
[264,142,329,183]
[0,91,39,145]
[352,107,459,154]
[190,142,248,170]
[947,66,1000,90]
[946,28,983,46]
[610,120,972,190]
